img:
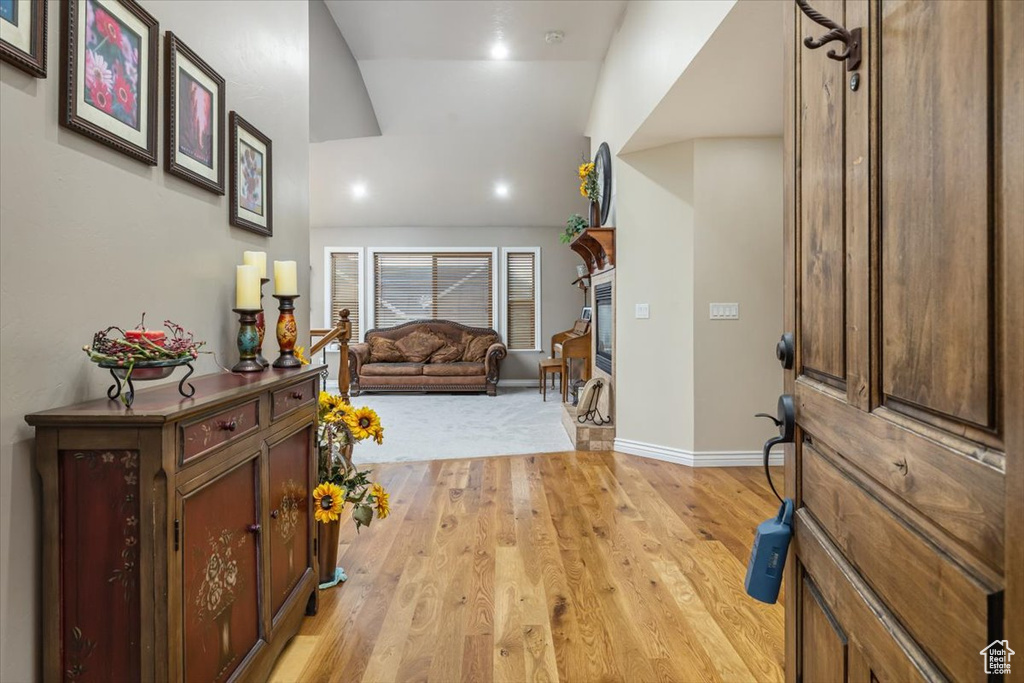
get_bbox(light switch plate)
[709,303,739,320]
[635,303,650,319]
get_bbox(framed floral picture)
[60,0,158,164]
[165,32,225,194]
[0,0,47,77]
[229,112,272,237]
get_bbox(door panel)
[799,0,847,385]
[879,0,995,430]
[785,0,1022,681]
[267,425,313,623]
[182,457,262,683]
[801,577,847,683]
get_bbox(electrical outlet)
[709,303,739,320]
[635,303,650,319]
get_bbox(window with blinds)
[505,250,539,350]
[329,250,360,339]
[373,251,494,329]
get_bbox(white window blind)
[329,251,360,339]
[373,251,494,329]
[505,251,538,349]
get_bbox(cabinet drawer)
[801,440,1000,682]
[180,399,260,465]
[271,378,316,422]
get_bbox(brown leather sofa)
[348,320,508,396]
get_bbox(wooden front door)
[784,1,1022,681]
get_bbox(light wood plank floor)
[270,452,785,682]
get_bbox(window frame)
[500,247,542,352]
[366,247,500,334]
[322,246,365,342]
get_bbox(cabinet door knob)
[290,391,304,400]
[247,523,261,534]
[219,419,237,432]
[270,509,280,519]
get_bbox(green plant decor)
[561,213,588,244]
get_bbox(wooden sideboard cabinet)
[25,365,325,682]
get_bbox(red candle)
[125,329,166,345]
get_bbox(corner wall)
[0,2,311,679]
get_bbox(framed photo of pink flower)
[60,0,158,164]
[0,0,46,77]
[165,32,225,194]
[229,112,272,237]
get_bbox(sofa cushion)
[368,336,404,363]
[430,343,464,364]
[421,362,486,377]
[462,333,499,362]
[395,329,446,363]
[360,362,424,377]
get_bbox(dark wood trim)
[164,31,226,194]
[59,0,159,165]
[229,111,273,237]
[569,227,615,275]
[0,0,47,77]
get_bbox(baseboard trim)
[613,438,783,468]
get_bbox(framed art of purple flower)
[60,0,158,164]
[0,0,46,77]
[229,112,273,237]
[165,31,225,194]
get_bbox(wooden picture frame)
[59,0,159,165]
[165,31,225,194]
[229,112,272,237]
[0,0,47,77]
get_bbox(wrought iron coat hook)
[795,0,862,71]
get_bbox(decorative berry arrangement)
[83,314,206,367]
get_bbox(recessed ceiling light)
[351,182,367,199]
[490,42,509,60]
[494,182,510,198]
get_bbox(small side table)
[538,358,566,402]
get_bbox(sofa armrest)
[484,342,508,393]
[348,343,369,395]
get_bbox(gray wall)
[310,226,584,380]
[309,0,380,143]
[0,2,311,679]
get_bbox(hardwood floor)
[270,452,785,682]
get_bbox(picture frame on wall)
[229,112,272,237]
[0,0,47,77]
[59,0,159,164]
[165,31,225,194]
[581,306,592,322]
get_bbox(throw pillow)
[368,336,404,363]
[462,333,499,362]
[430,343,463,364]
[395,329,446,363]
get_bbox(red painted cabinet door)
[267,425,313,622]
[181,457,263,683]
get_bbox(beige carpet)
[327,385,573,463]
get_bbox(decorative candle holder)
[272,294,302,368]
[232,308,264,373]
[255,278,270,368]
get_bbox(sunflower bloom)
[312,482,345,523]
[294,345,311,365]
[344,407,382,441]
[370,483,390,519]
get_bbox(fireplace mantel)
[570,227,615,274]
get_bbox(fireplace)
[595,282,612,374]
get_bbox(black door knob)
[776,333,794,370]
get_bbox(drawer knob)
[247,523,261,534]
[219,419,238,432]
[290,391,304,400]
[270,509,280,519]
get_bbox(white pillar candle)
[242,251,267,279]
[236,265,261,309]
[274,260,298,296]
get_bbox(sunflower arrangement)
[578,160,599,203]
[315,391,389,530]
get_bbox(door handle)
[755,394,795,502]
[776,333,794,370]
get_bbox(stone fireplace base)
[561,404,615,451]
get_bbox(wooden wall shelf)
[570,227,615,274]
